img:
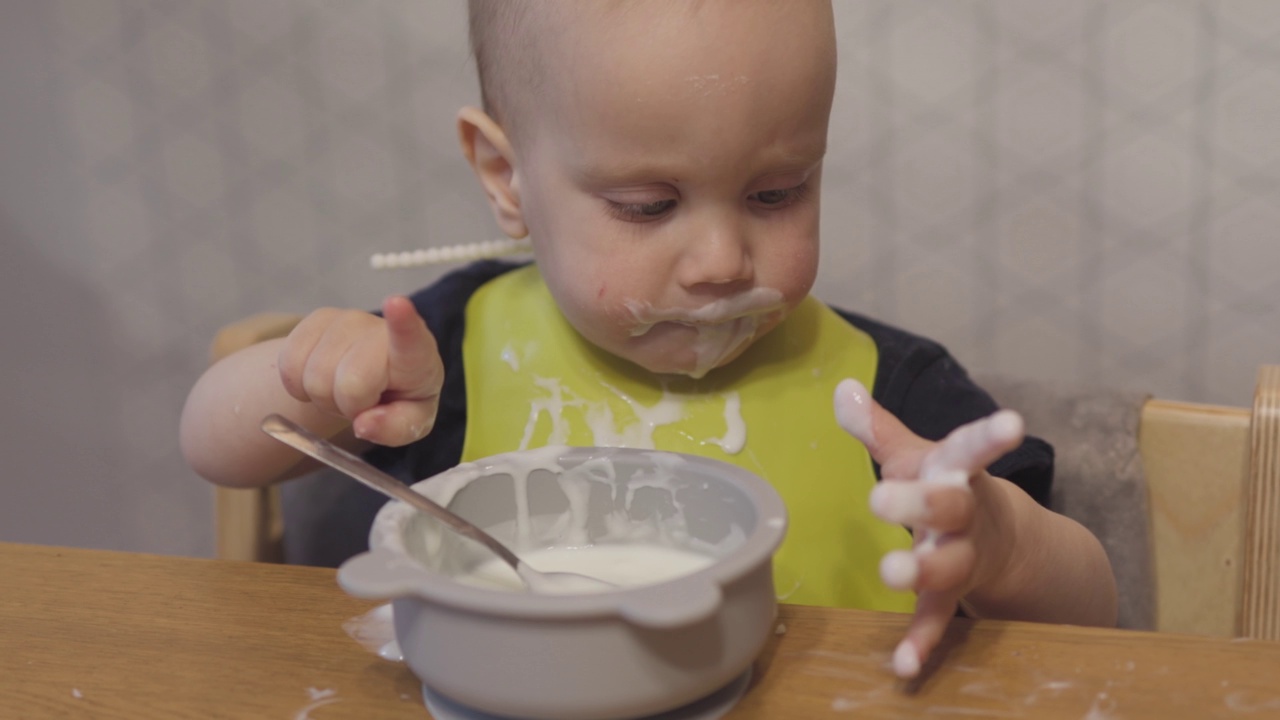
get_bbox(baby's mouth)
[632,311,784,379]
[625,289,786,338]
[621,289,787,378]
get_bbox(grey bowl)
[337,446,787,720]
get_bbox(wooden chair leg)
[214,486,284,563]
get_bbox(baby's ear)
[457,106,528,239]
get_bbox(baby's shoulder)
[826,305,951,375]
[408,260,528,307]
[405,260,529,331]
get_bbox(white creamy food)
[454,543,716,594]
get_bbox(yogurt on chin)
[454,543,716,594]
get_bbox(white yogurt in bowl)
[338,446,787,720]
[455,543,717,593]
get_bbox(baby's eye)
[756,189,791,205]
[607,198,677,222]
[750,184,810,208]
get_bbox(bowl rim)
[354,445,788,619]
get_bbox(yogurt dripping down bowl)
[337,445,788,720]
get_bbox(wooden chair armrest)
[210,312,303,364]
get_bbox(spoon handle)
[260,414,521,569]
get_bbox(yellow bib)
[461,266,913,611]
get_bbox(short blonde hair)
[467,0,543,133]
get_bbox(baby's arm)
[180,296,443,488]
[835,379,1117,678]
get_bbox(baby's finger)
[299,351,341,416]
[912,536,976,593]
[870,482,975,532]
[880,549,920,591]
[834,379,931,469]
[332,338,390,420]
[869,480,927,526]
[352,397,439,446]
[878,533,975,593]
[921,409,1024,479]
[299,322,369,416]
[278,309,338,403]
[892,591,960,679]
[383,296,443,396]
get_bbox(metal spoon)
[260,414,615,593]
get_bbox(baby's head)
[460,0,836,378]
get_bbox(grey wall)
[2,1,1277,557]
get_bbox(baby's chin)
[627,347,748,379]
[628,353,739,380]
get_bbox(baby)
[181,0,1117,678]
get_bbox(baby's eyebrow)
[765,143,828,167]
[573,158,685,186]
[575,158,825,188]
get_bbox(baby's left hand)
[833,379,1025,679]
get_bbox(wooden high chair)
[206,312,1280,640]
[1142,378,1280,640]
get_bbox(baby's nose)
[677,218,754,288]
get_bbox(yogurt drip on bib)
[512,375,747,456]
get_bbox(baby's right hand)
[277,295,443,447]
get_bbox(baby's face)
[514,1,835,378]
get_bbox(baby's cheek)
[773,244,819,298]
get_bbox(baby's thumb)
[834,378,920,465]
[352,397,439,447]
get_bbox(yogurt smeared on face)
[626,288,785,378]
[454,544,716,594]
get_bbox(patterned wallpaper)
[819,1,1280,403]
[2,1,1277,555]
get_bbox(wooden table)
[3,542,1279,719]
